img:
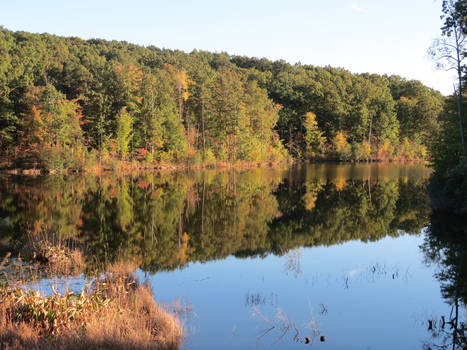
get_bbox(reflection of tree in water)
[0,165,431,273]
[422,213,467,349]
[268,174,430,255]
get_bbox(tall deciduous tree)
[186,53,215,157]
[303,112,325,158]
[115,107,133,160]
[429,0,467,146]
[17,84,84,168]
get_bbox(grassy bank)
[0,155,429,176]
[0,240,183,350]
[0,273,182,350]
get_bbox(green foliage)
[15,85,86,170]
[144,151,153,164]
[352,141,371,161]
[0,27,444,167]
[388,76,444,143]
[85,148,99,169]
[203,148,216,166]
[431,96,467,175]
[115,107,133,160]
[234,59,442,160]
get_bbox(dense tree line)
[0,27,444,170]
[233,57,444,160]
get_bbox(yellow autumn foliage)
[332,131,351,160]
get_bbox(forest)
[0,27,445,171]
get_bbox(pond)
[0,163,464,349]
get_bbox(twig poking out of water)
[284,249,302,277]
[171,296,196,332]
[275,307,292,342]
[251,306,275,346]
[245,292,277,307]
[320,303,328,316]
[246,292,267,307]
[303,298,321,345]
[344,276,350,289]
[251,298,323,347]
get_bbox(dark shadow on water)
[422,212,467,349]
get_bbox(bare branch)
[434,54,457,61]
[444,42,461,50]
[459,35,466,45]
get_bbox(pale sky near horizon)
[0,0,456,95]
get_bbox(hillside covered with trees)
[0,27,445,171]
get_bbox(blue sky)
[0,0,453,94]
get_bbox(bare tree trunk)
[178,83,183,122]
[178,212,182,249]
[455,86,464,146]
[453,8,464,146]
[201,178,205,235]
[368,116,373,145]
[201,96,206,157]
[151,179,155,244]
[151,88,156,158]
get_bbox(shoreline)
[0,158,429,176]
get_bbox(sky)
[0,0,455,95]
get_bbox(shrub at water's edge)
[429,160,467,214]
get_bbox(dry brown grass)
[0,273,182,350]
[30,239,84,276]
[106,260,140,275]
[33,241,84,274]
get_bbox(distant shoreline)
[0,158,430,176]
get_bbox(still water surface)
[0,163,462,349]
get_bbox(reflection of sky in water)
[147,233,448,350]
[34,275,89,295]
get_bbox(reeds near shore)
[29,239,84,276]
[0,258,183,350]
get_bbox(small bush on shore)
[429,159,467,214]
